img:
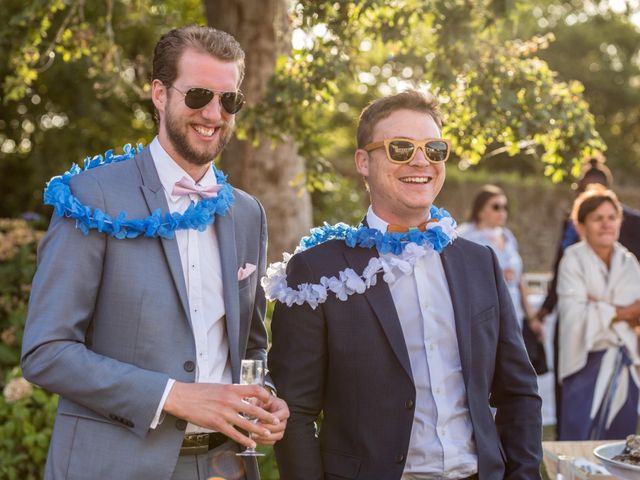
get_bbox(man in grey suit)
[268,90,542,479]
[21,25,288,480]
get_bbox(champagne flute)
[236,359,266,457]
[556,454,575,480]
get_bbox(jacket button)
[176,419,187,430]
[395,454,405,463]
[405,399,414,409]
[183,361,195,372]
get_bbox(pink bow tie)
[172,176,222,199]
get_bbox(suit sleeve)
[488,247,543,479]
[245,198,269,367]
[21,174,169,438]
[269,252,326,480]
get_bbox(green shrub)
[0,218,42,378]
[0,218,59,479]
[0,368,58,480]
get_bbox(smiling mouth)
[400,176,432,184]
[192,124,219,137]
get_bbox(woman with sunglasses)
[556,184,640,440]
[458,185,547,374]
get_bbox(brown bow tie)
[387,219,437,233]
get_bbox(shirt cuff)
[150,378,176,429]
[264,381,277,396]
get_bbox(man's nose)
[409,146,429,166]
[201,94,224,121]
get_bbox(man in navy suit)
[268,90,542,480]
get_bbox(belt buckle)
[180,433,210,456]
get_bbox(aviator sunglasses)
[170,86,245,114]
[363,137,451,164]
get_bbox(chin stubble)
[165,108,234,166]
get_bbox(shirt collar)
[366,205,432,233]
[150,137,218,201]
[366,206,389,232]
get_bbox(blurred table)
[543,440,618,479]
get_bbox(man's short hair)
[356,90,443,148]
[152,25,245,88]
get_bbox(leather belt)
[179,432,228,456]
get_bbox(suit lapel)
[440,241,472,386]
[136,148,191,325]
[343,247,413,382]
[215,207,241,382]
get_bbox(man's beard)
[165,107,234,166]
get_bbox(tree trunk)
[204,0,312,262]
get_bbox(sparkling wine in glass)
[236,359,266,457]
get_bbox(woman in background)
[556,184,640,440]
[458,185,545,371]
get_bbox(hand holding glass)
[236,359,266,457]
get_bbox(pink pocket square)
[237,263,256,281]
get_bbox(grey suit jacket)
[21,147,268,479]
[270,237,542,480]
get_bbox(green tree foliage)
[0,0,205,216]
[253,0,604,194]
[514,1,640,184]
[1,0,614,220]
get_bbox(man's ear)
[354,149,370,177]
[151,79,167,116]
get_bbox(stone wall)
[438,179,640,273]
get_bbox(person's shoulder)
[451,235,490,253]
[65,151,145,206]
[68,151,142,190]
[563,241,588,260]
[279,239,351,286]
[623,204,640,221]
[615,242,640,265]
[289,239,350,269]
[503,226,519,244]
[294,239,350,261]
[229,186,263,216]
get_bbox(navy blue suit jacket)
[269,237,542,480]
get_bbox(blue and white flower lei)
[261,206,458,309]
[43,144,234,239]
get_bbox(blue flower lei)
[262,207,458,307]
[43,144,234,240]
[298,205,456,255]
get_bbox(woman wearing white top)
[557,184,640,440]
[458,185,546,372]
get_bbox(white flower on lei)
[260,211,457,309]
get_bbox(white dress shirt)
[149,137,232,433]
[367,207,477,479]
